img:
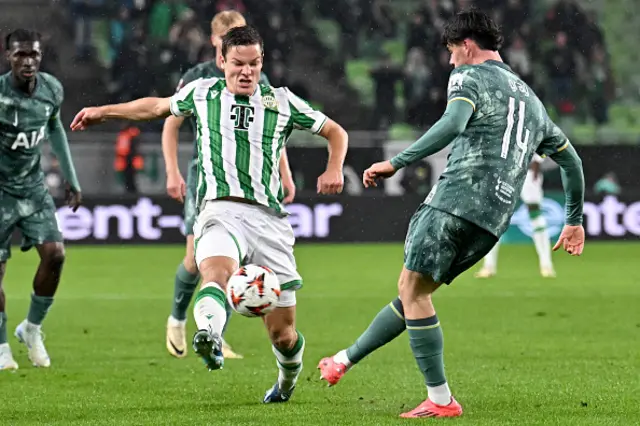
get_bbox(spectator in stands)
[372,0,397,39]
[406,12,429,52]
[587,45,613,125]
[544,31,576,115]
[169,8,207,67]
[404,47,430,128]
[505,34,533,87]
[109,5,134,67]
[216,0,246,14]
[148,0,189,41]
[370,52,403,130]
[423,49,449,126]
[114,123,144,194]
[500,0,531,46]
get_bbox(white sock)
[193,282,227,336]
[272,331,305,392]
[168,316,186,327]
[483,241,500,271]
[427,382,452,406]
[530,215,553,269]
[333,349,353,368]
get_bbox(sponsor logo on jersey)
[11,125,45,150]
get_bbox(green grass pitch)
[1,243,639,425]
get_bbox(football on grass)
[227,264,281,317]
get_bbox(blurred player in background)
[162,11,294,361]
[0,30,82,371]
[70,25,348,403]
[476,154,556,278]
[318,9,584,418]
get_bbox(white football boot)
[166,316,187,358]
[0,343,19,370]
[15,320,50,367]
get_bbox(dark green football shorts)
[404,204,498,284]
[0,189,63,261]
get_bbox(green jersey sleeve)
[285,88,327,134]
[446,67,480,112]
[536,118,570,157]
[170,78,202,117]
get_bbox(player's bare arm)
[549,143,585,256]
[316,118,348,195]
[363,100,473,188]
[279,149,295,204]
[162,115,187,203]
[70,97,172,131]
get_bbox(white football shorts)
[193,200,301,308]
[520,169,543,205]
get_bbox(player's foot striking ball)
[0,29,82,370]
[320,8,585,417]
[70,25,348,402]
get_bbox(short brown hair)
[211,11,246,36]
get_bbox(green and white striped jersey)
[170,77,327,215]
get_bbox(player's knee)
[198,256,236,289]
[268,324,297,352]
[398,269,435,302]
[182,255,198,275]
[43,243,65,271]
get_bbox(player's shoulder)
[37,72,64,104]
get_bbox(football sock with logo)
[171,263,200,321]
[483,241,500,272]
[272,330,305,392]
[339,298,407,367]
[193,283,227,336]
[0,312,7,344]
[27,294,54,326]
[406,315,452,406]
[529,210,553,269]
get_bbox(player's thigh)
[17,193,62,255]
[193,202,248,283]
[446,227,498,283]
[520,169,543,205]
[248,214,302,305]
[183,162,198,237]
[403,204,460,284]
[0,191,20,262]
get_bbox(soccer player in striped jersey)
[70,25,348,403]
[162,10,281,362]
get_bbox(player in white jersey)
[475,154,555,278]
[70,25,348,403]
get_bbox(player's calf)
[263,304,304,403]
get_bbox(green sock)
[406,315,447,387]
[27,294,54,326]
[0,312,7,344]
[346,298,406,364]
[272,330,305,392]
[171,263,200,321]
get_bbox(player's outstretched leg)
[475,241,499,278]
[318,297,406,386]
[263,302,304,403]
[0,262,18,371]
[167,235,200,358]
[15,243,65,368]
[528,206,555,277]
[398,267,462,419]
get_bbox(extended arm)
[550,144,584,225]
[71,97,172,130]
[390,100,474,170]
[48,115,81,192]
[318,118,349,172]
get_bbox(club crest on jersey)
[261,94,278,111]
[447,71,469,96]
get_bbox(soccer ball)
[227,264,281,318]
